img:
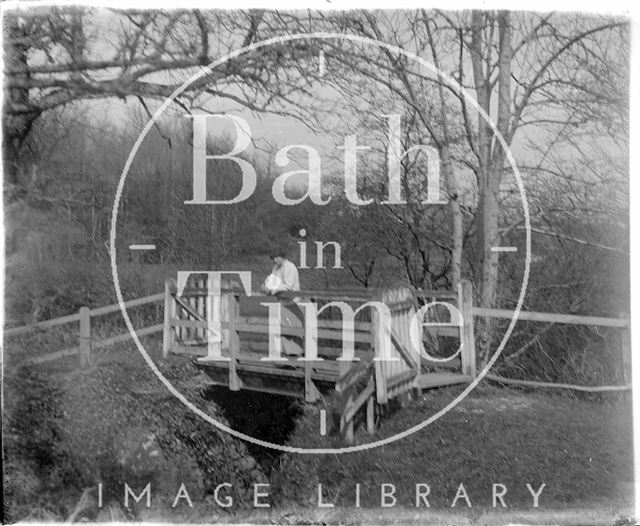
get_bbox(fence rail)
[473,307,630,328]
[4,293,165,367]
[4,312,82,337]
[4,285,631,386]
[484,373,632,392]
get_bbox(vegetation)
[4,355,632,522]
[272,385,633,511]
[2,6,631,523]
[5,8,629,385]
[3,338,269,522]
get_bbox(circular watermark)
[110,32,531,454]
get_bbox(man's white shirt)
[272,259,300,291]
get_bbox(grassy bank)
[272,384,633,512]
[3,336,267,522]
[4,327,634,523]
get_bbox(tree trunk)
[475,11,512,364]
[440,147,462,286]
[3,15,39,189]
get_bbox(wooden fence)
[4,293,164,367]
[4,283,631,388]
[473,305,632,389]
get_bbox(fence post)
[205,274,223,360]
[620,315,631,384]
[341,395,355,444]
[366,393,375,435]
[79,306,91,368]
[162,280,173,359]
[228,293,242,391]
[304,361,320,402]
[458,280,476,378]
[372,308,388,404]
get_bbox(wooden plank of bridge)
[372,308,388,404]
[366,394,375,434]
[197,362,310,398]
[162,280,173,359]
[336,359,354,442]
[339,371,376,442]
[343,395,354,443]
[303,318,320,402]
[228,293,242,391]
[414,372,471,390]
[343,375,375,423]
[304,362,320,402]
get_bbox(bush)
[3,349,268,521]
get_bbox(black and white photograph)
[2,1,637,524]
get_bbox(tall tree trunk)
[440,147,462,287]
[475,11,512,363]
[470,10,492,290]
[3,15,38,189]
[424,16,463,288]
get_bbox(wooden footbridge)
[162,276,477,441]
[7,274,630,441]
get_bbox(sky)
[30,6,629,216]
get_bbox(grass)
[272,384,633,514]
[4,297,634,523]
[3,335,268,522]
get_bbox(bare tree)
[309,10,627,363]
[2,7,333,189]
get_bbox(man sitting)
[262,250,300,295]
[261,250,303,357]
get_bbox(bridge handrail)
[277,289,378,301]
[278,288,458,302]
[335,360,376,441]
